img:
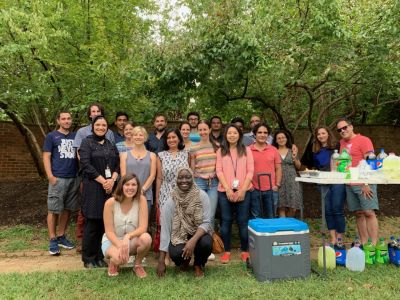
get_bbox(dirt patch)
[0,249,256,274]
[0,180,399,226]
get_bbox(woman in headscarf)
[156,167,213,278]
[79,115,120,268]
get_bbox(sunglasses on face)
[337,125,349,133]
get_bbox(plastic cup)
[349,167,359,179]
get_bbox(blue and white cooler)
[248,218,310,281]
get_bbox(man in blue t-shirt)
[43,111,79,256]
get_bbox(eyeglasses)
[188,118,198,121]
[337,125,349,133]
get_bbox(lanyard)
[230,153,238,178]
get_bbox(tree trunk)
[0,101,46,178]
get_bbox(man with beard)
[187,112,201,143]
[145,113,167,154]
[210,115,223,146]
[43,111,79,255]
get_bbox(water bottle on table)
[366,152,377,170]
[330,150,340,172]
[376,149,388,170]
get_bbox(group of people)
[42,103,380,278]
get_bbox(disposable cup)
[349,167,359,180]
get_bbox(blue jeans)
[250,189,277,219]
[218,191,251,252]
[320,184,346,233]
[194,177,218,228]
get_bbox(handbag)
[212,232,224,254]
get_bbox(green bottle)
[375,237,389,264]
[363,238,376,265]
[337,149,352,179]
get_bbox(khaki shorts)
[346,184,379,212]
[47,177,80,214]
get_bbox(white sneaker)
[208,253,215,261]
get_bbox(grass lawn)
[0,218,399,299]
[1,217,399,253]
[0,263,399,299]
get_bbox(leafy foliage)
[1,0,399,131]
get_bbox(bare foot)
[194,265,204,278]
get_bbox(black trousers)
[82,218,104,264]
[169,234,212,267]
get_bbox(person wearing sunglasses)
[336,117,379,246]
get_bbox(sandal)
[108,262,119,277]
[134,264,147,278]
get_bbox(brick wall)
[0,121,399,180]
[0,122,45,180]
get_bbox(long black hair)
[163,128,185,151]
[221,124,246,157]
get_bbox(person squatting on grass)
[79,115,120,268]
[190,120,219,261]
[216,124,254,264]
[157,167,213,278]
[102,174,152,277]
[43,111,80,255]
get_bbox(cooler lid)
[248,218,309,233]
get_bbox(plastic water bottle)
[376,149,388,170]
[366,152,377,170]
[337,149,352,179]
[346,241,365,272]
[363,238,376,265]
[318,245,336,269]
[375,237,389,264]
[334,237,346,266]
[330,150,340,172]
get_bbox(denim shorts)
[47,177,80,214]
[101,240,112,256]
